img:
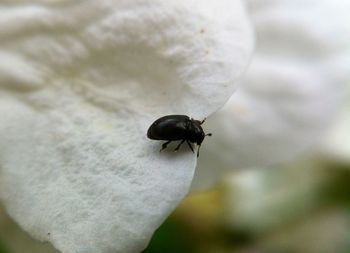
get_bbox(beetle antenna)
[200,118,207,124]
[206,133,212,136]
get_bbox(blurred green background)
[1,156,350,253]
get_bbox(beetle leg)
[186,141,195,153]
[200,118,206,124]
[160,140,171,152]
[174,139,186,152]
[197,144,201,158]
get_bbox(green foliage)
[0,240,11,253]
[324,164,350,207]
[142,218,194,253]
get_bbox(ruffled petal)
[0,1,253,252]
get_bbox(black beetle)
[147,115,212,157]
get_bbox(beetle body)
[147,115,211,157]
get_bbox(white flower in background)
[194,0,350,189]
[0,1,253,253]
[221,165,350,253]
[222,165,327,233]
[321,85,350,163]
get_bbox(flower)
[194,0,350,189]
[320,83,350,163]
[0,1,253,253]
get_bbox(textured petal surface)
[0,1,253,253]
[194,0,349,189]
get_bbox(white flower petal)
[194,0,347,189]
[0,97,197,253]
[0,1,253,253]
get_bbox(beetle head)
[190,119,212,157]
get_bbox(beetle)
[147,115,212,157]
